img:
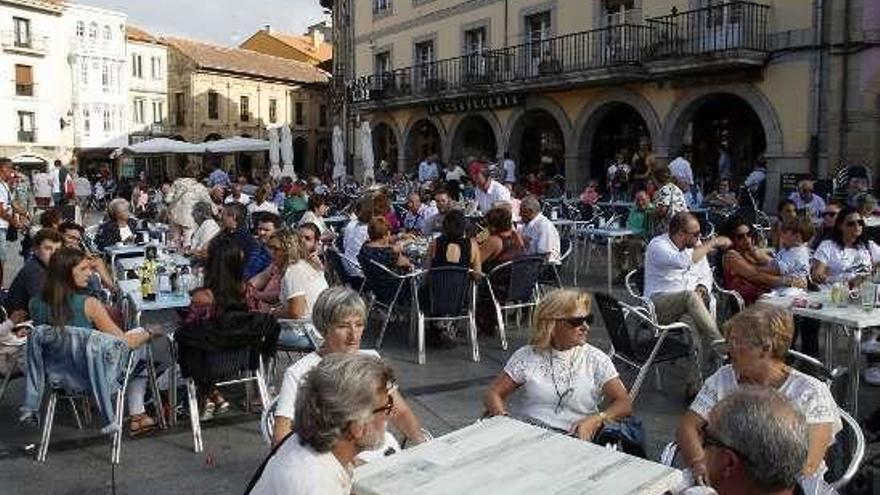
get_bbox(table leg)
[606,238,613,294]
[824,324,834,371]
[847,326,861,417]
[572,235,580,287]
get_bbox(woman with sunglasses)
[722,216,807,305]
[812,206,879,289]
[484,289,632,442]
[677,304,840,484]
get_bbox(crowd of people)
[0,151,874,495]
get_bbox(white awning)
[204,136,270,153]
[112,137,206,157]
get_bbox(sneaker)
[865,366,880,386]
[200,401,215,422]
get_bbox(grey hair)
[191,202,214,225]
[520,195,541,214]
[311,286,366,336]
[294,353,394,453]
[108,198,129,221]
[711,387,808,492]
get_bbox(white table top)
[587,228,635,238]
[119,281,191,312]
[865,216,880,228]
[324,215,350,224]
[105,245,146,256]
[760,290,880,330]
[116,254,191,273]
[354,416,683,495]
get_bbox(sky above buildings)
[82,0,328,45]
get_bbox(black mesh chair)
[418,266,479,364]
[593,292,694,401]
[485,254,547,351]
[324,247,364,290]
[360,259,416,351]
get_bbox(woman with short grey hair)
[94,198,138,250]
[272,286,427,452]
[189,201,219,256]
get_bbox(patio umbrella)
[204,136,270,153]
[332,125,345,184]
[268,127,281,179]
[360,121,375,185]
[280,125,296,180]
[111,137,205,158]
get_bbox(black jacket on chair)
[175,311,280,385]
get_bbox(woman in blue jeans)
[29,247,155,435]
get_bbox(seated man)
[681,387,831,495]
[424,189,454,236]
[614,190,652,279]
[220,203,265,279]
[58,222,115,291]
[644,212,731,396]
[401,191,438,236]
[518,195,560,263]
[789,180,826,220]
[6,228,63,322]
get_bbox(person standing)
[717,142,732,181]
[166,162,213,249]
[418,154,439,184]
[50,159,69,207]
[472,168,512,214]
[0,159,21,286]
[502,152,516,184]
[668,146,694,190]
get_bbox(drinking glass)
[861,282,876,313]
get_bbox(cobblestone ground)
[0,216,876,494]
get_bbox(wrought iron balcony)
[1,31,48,55]
[350,1,770,107]
[18,130,36,143]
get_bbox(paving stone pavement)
[0,221,876,495]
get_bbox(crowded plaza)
[1,0,880,495]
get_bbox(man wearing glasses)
[246,353,396,495]
[645,212,731,398]
[788,180,826,220]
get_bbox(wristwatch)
[598,411,609,424]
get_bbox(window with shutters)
[208,91,219,120]
[240,96,250,122]
[17,111,35,142]
[15,65,33,96]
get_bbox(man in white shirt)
[788,180,826,219]
[519,195,560,262]
[645,212,731,391]
[418,154,439,183]
[224,182,251,205]
[502,152,516,184]
[472,168,512,214]
[247,353,395,495]
[402,192,438,235]
[668,147,694,188]
[0,159,20,286]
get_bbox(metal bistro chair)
[661,350,865,492]
[361,259,417,351]
[537,237,574,289]
[485,254,547,351]
[260,396,279,447]
[418,266,479,364]
[624,268,657,321]
[593,292,695,401]
[324,247,364,290]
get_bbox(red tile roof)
[126,25,161,44]
[268,31,333,63]
[164,36,330,85]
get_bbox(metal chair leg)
[37,392,58,462]
[417,313,426,365]
[469,312,480,362]
[495,303,508,351]
[186,379,203,453]
[111,389,125,464]
[256,358,270,409]
[375,306,393,351]
[0,368,13,403]
[146,345,167,429]
[68,398,83,430]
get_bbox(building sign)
[427,94,524,115]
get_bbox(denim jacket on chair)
[21,325,131,433]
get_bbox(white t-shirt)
[475,180,512,214]
[118,225,133,243]
[503,344,619,432]
[224,193,251,205]
[248,201,279,215]
[279,260,329,315]
[789,192,826,219]
[502,159,516,183]
[774,245,811,278]
[0,181,10,229]
[520,213,561,262]
[813,239,877,284]
[298,210,328,234]
[690,365,841,437]
[342,220,369,276]
[248,433,352,495]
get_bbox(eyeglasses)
[554,314,594,328]
[372,394,394,416]
[822,211,838,217]
[846,219,865,227]
[701,424,756,467]
[685,229,701,237]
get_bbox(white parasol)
[332,125,345,183]
[360,121,375,186]
[280,125,296,180]
[268,126,282,179]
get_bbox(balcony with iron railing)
[351,1,770,107]
[18,130,36,143]
[15,83,35,97]
[1,31,48,55]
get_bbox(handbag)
[65,176,75,200]
[593,416,647,459]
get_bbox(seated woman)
[722,216,806,305]
[484,289,633,442]
[272,286,427,450]
[476,206,525,335]
[188,201,220,258]
[704,178,738,209]
[373,192,401,234]
[29,247,154,435]
[426,210,481,273]
[770,198,798,248]
[811,206,879,289]
[185,234,248,420]
[275,230,329,321]
[297,194,332,238]
[358,216,412,273]
[246,231,285,313]
[94,198,139,251]
[677,303,841,482]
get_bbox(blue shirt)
[231,229,269,279]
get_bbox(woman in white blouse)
[677,303,841,483]
[484,289,632,441]
[811,206,879,288]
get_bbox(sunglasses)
[846,219,865,227]
[372,394,394,416]
[822,211,838,217]
[555,314,594,327]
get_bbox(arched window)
[89,22,97,40]
[103,25,112,41]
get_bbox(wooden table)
[354,416,683,495]
[760,290,880,416]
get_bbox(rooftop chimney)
[264,24,271,33]
[311,29,324,48]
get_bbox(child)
[772,217,815,280]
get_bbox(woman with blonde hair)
[676,303,841,483]
[484,289,632,442]
[248,183,279,215]
[274,229,329,320]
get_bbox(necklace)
[548,349,577,415]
